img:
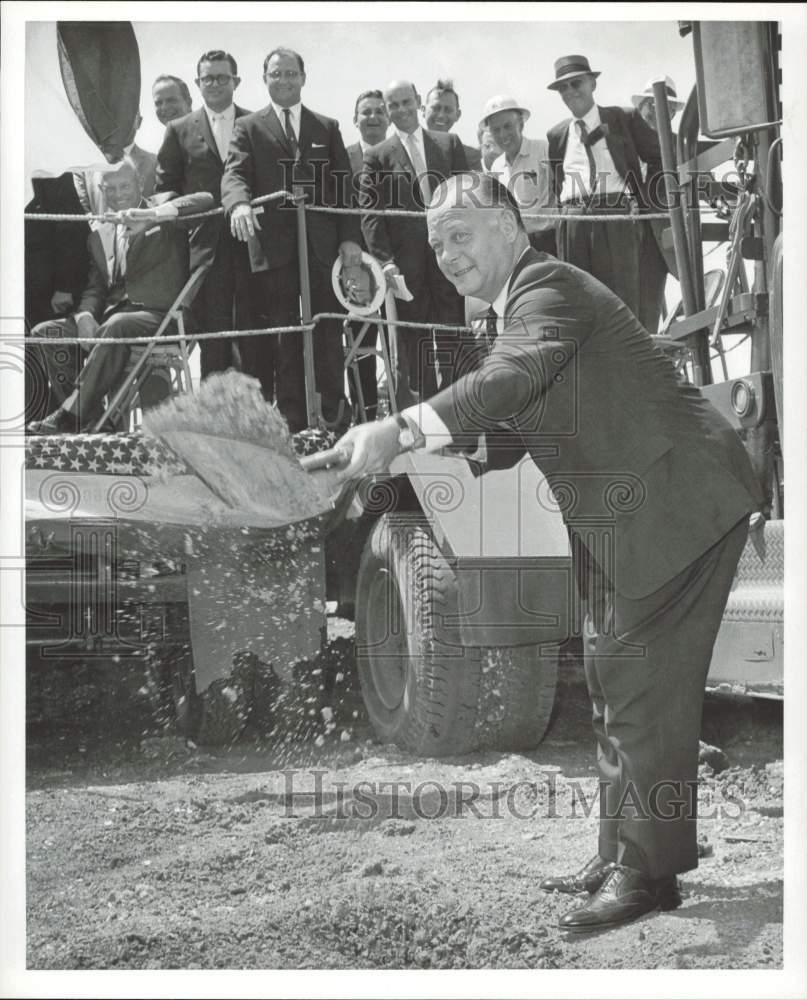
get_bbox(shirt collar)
[506,136,532,164]
[394,124,423,144]
[271,100,301,123]
[575,104,601,131]
[205,102,236,123]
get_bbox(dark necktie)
[283,107,299,160]
[575,119,597,194]
[485,305,498,352]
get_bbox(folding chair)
[90,264,210,433]
[342,290,400,422]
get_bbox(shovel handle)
[299,445,351,472]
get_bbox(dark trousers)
[32,309,168,426]
[192,237,253,379]
[247,256,348,432]
[396,261,464,399]
[556,196,645,323]
[637,224,672,336]
[582,515,749,878]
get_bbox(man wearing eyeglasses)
[156,50,253,379]
[222,47,362,432]
[546,55,662,324]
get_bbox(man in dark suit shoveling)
[334,173,762,932]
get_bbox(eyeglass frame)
[265,69,302,81]
[197,74,236,87]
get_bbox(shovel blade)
[158,430,337,524]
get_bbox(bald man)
[359,79,467,401]
[337,173,762,933]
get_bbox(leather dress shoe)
[558,864,682,932]
[27,408,79,435]
[540,854,615,895]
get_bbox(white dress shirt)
[560,104,625,203]
[394,125,432,206]
[491,137,555,234]
[204,102,236,161]
[271,100,301,143]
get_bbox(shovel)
[141,372,354,525]
[154,429,351,525]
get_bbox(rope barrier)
[22,311,474,348]
[23,190,294,224]
[24,323,315,347]
[26,191,722,225]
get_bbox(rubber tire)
[170,649,255,746]
[354,513,558,756]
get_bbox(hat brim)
[631,93,685,112]
[479,107,531,131]
[547,69,600,91]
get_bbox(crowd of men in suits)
[27,48,683,435]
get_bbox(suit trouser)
[31,311,168,425]
[192,236,254,379]
[581,514,749,878]
[637,224,671,335]
[556,198,645,323]
[248,256,348,431]
[396,265,465,398]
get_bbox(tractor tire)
[169,648,255,746]
[355,513,558,756]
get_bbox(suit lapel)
[194,108,220,162]
[392,133,417,181]
[422,130,439,174]
[599,107,629,180]
[263,105,295,158]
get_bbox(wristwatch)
[394,413,423,453]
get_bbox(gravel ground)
[25,619,783,971]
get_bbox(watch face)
[398,427,415,451]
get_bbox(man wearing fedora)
[483,95,557,254]
[546,54,663,323]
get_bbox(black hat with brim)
[548,54,600,90]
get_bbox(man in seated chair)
[27,159,213,434]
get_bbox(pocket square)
[311,142,327,149]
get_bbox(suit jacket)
[428,249,763,599]
[346,142,365,181]
[546,105,661,207]
[220,104,360,271]
[359,130,468,282]
[78,191,214,319]
[155,104,251,271]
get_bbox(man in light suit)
[222,47,362,431]
[546,55,662,322]
[421,79,483,170]
[360,79,468,399]
[156,50,253,379]
[28,160,213,433]
[335,174,763,932]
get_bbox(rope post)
[293,186,320,428]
